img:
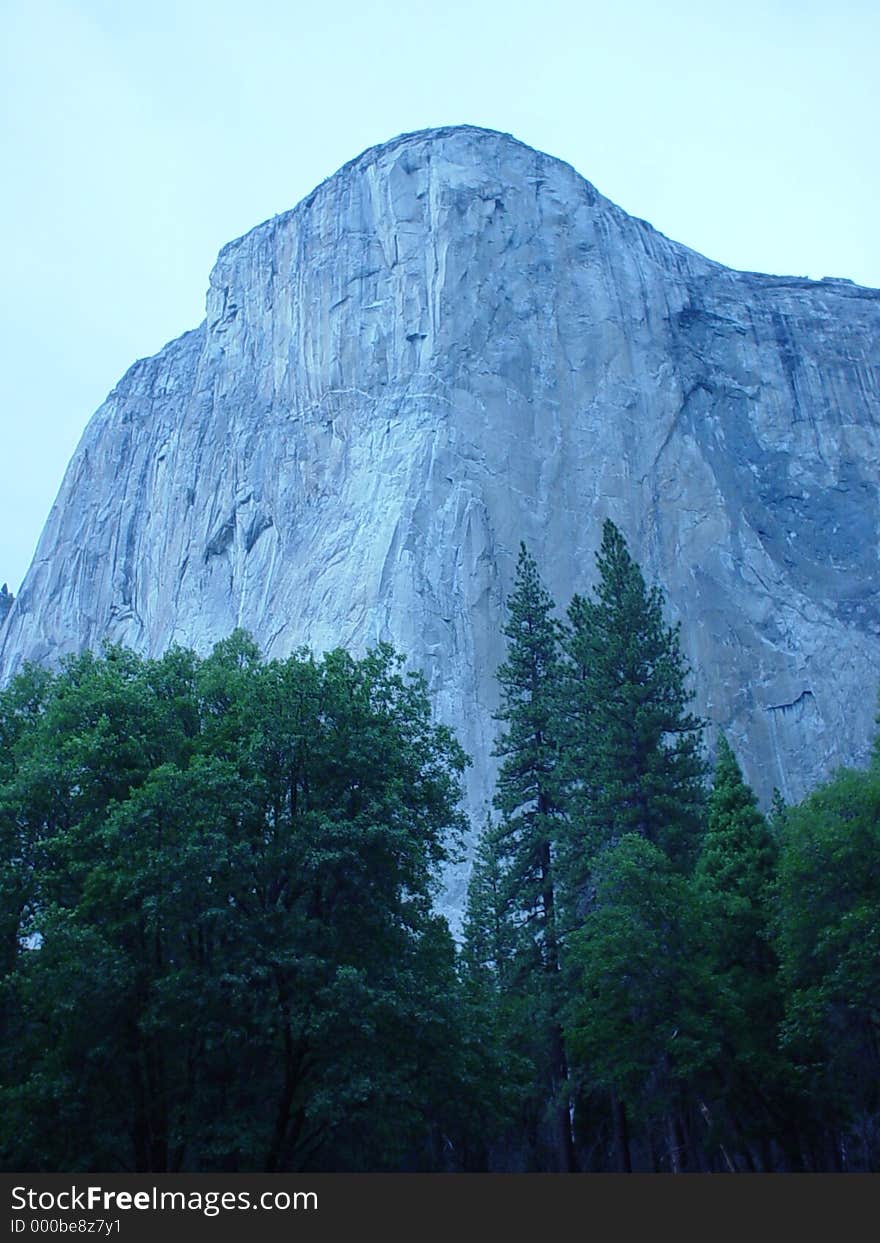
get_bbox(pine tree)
[461,816,515,990]
[554,522,707,1169]
[459,818,538,1169]
[697,735,777,948]
[768,787,788,839]
[492,543,564,969]
[560,519,705,880]
[566,834,715,1171]
[694,735,790,1168]
[490,543,575,1171]
[777,763,880,1169]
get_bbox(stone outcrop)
[2,126,878,918]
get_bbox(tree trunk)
[548,1022,577,1172]
[538,820,577,1173]
[666,1114,681,1174]
[612,1093,632,1173]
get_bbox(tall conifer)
[490,543,575,1170]
[560,519,705,880]
[695,735,788,1167]
[492,543,564,966]
[461,816,514,989]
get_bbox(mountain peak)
[213,124,613,273]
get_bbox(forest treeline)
[0,522,878,1172]
[463,523,879,1173]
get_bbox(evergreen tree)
[768,787,788,840]
[489,544,575,1170]
[461,816,515,990]
[566,835,715,1171]
[560,519,705,881]
[459,818,537,1170]
[554,522,707,1170]
[492,544,564,963]
[777,764,880,1169]
[697,735,777,966]
[694,735,794,1169]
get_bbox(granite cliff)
[2,126,878,916]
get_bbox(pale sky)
[1,0,877,593]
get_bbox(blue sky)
[2,0,877,592]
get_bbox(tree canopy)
[3,523,879,1173]
[0,635,473,1172]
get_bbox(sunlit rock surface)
[3,126,878,919]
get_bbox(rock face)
[2,126,878,917]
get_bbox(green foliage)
[487,545,578,1168]
[559,520,705,878]
[471,527,715,1169]
[776,765,880,1156]
[491,543,565,964]
[768,787,789,839]
[461,816,515,989]
[0,635,471,1172]
[471,530,880,1170]
[697,735,777,957]
[567,835,714,1121]
[4,526,880,1173]
[458,820,540,1168]
[693,736,796,1163]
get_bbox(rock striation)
[2,126,878,917]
